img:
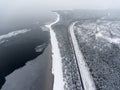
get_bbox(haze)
[0,0,120,25]
[0,0,120,12]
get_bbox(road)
[69,22,96,90]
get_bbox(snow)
[69,22,96,90]
[35,43,47,52]
[96,31,120,44]
[0,29,30,44]
[96,32,103,37]
[0,29,30,40]
[45,13,64,90]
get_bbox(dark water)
[1,44,53,90]
[0,12,54,89]
[0,28,49,89]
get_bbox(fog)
[0,0,120,14]
[0,0,120,29]
[1,0,120,10]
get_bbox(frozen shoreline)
[0,29,30,44]
[0,29,30,40]
[45,13,64,90]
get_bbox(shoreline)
[44,44,54,90]
[1,44,53,90]
[45,13,64,90]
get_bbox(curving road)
[69,22,96,90]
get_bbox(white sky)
[0,0,120,19]
[0,0,120,11]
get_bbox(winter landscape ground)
[1,9,120,90]
[50,10,120,90]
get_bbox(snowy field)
[46,13,64,90]
[74,20,120,90]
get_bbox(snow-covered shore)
[0,29,30,40]
[0,29,30,44]
[45,13,64,90]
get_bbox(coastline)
[1,44,53,90]
[46,13,64,90]
[44,44,54,90]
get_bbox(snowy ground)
[74,20,120,90]
[51,12,83,90]
[69,22,96,90]
[45,13,64,90]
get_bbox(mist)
[1,0,120,17]
[0,0,120,30]
[0,0,120,14]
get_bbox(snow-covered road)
[45,13,64,90]
[69,22,96,90]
